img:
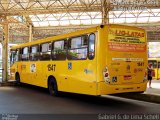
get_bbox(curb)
[0,81,17,86]
[112,93,160,104]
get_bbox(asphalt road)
[1,84,160,120]
[0,84,159,115]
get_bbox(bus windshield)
[10,50,18,66]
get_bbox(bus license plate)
[124,75,132,80]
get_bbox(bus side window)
[148,60,157,68]
[30,45,39,61]
[152,61,157,68]
[52,40,67,60]
[40,43,51,61]
[88,33,95,60]
[68,35,88,60]
[21,47,29,61]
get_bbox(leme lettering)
[115,30,144,38]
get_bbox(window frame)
[148,60,157,68]
[88,33,96,60]
[39,42,52,61]
[21,46,29,61]
[52,39,67,61]
[29,44,40,61]
[67,35,88,60]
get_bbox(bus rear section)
[97,25,148,95]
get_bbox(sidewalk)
[113,80,160,104]
[145,80,160,95]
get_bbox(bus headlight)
[103,66,110,84]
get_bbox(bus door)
[157,61,160,80]
[10,49,20,80]
[20,47,30,83]
[67,34,97,95]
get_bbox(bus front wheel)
[48,78,59,96]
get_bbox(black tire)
[134,91,144,94]
[129,91,144,95]
[15,73,21,86]
[48,78,59,96]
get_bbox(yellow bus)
[10,24,148,96]
[148,58,160,80]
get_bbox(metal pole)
[29,24,33,42]
[2,16,9,82]
[101,0,110,25]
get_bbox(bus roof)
[11,26,98,49]
[11,24,145,49]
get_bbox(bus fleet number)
[137,62,144,66]
[48,64,56,71]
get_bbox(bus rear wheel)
[15,73,21,85]
[48,78,59,96]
